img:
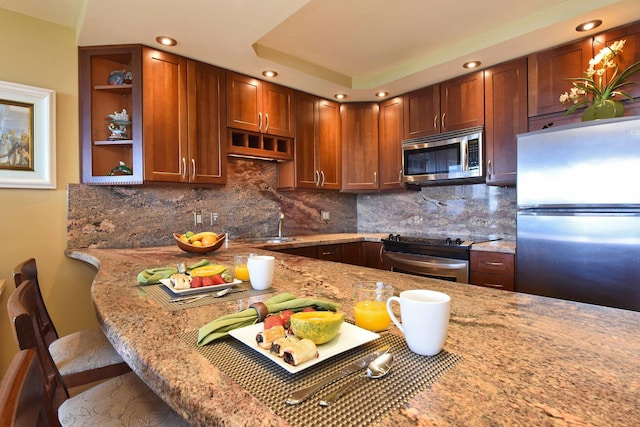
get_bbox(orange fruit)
[201,235,215,246]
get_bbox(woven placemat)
[181,330,462,426]
[140,283,274,311]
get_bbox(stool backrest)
[0,348,60,427]
[13,258,59,348]
[7,279,69,412]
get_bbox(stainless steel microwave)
[402,126,484,185]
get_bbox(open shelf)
[227,129,293,161]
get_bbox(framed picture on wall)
[0,80,55,189]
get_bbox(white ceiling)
[2,0,640,101]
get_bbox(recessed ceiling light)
[463,61,481,69]
[375,91,388,98]
[576,20,603,32]
[262,70,278,78]
[156,36,177,47]
[334,93,347,100]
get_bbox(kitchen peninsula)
[66,242,639,426]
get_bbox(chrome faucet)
[277,208,285,239]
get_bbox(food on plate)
[270,335,300,357]
[282,338,319,366]
[256,325,286,349]
[264,314,284,330]
[289,311,345,344]
[169,273,191,290]
[190,264,227,277]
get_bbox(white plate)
[228,322,380,374]
[159,278,241,295]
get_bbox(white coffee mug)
[246,255,275,290]
[386,290,450,356]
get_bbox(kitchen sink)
[236,237,299,244]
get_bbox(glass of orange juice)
[353,282,394,332]
[234,254,255,281]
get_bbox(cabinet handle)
[487,160,492,178]
[314,170,320,187]
[482,283,504,289]
[441,113,446,131]
[320,170,325,187]
[373,171,377,185]
[182,158,187,179]
[258,112,262,131]
[483,262,505,267]
[264,113,269,133]
[191,159,196,180]
[398,169,403,182]
[433,115,438,130]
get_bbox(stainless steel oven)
[382,234,500,283]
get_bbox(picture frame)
[0,80,55,189]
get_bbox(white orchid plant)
[559,39,640,116]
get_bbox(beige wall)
[0,9,98,377]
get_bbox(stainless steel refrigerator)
[516,116,640,312]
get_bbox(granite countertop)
[66,242,637,426]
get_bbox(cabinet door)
[403,85,440,139]
[341,103,379,191]
[226,72,262,133]
[142,48,188,182]
[362,241,385,269]
[187,60,226,184]
[594,21,640,100]
[378,96,404,190]
[294,91,319,189]
[440,70,484,132]
[317,99,342,190]
[470,251,515,291]
[528,38,593,117]
[484,58,528,186]
[79,45,143,185]
[262,81,294,137]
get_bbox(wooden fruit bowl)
[173,233,226,254]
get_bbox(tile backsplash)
[67,158,516,249]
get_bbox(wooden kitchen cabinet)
[378,96,404,190]
[79,45,143,185]
[484,58,528,186]
[226,71,294,137]
[403,71,484,140]
[470,251,515,291]
[341,102,379,191]
[290,91,341,190]
[528,38,593,117]
[142,48,226,184]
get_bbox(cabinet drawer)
[470,272,515,291]
[317,244,343,262]
[277,246,318,258]
[470,251,514,274]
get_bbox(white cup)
[386,290,450,356]
[246,255,275,290]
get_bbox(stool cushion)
[58,371,190,426]
[49,328,124,376]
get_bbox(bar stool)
[6,278,190,426]
[13,258,130,388]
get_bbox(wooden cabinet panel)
[528,38,593,117]
[470,251,515,291]
[142,48,188,182]
[341,103,379,191]
[277,246,318,258]
[362,242,386,270]
[403,85,440,139]
[440,71,484,132]
[594,21,640,100]
[317,244,343,262]
[227,72,293,138]
[316,98,342,190]
[378,97,404,190]
[293,92,318,189]
[79,45,143,185]
[484,58,528,186]
[342,242,363,266]
[187,60,227,184]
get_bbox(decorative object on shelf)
[559,39,640,121]
[108,161,133,176]
[106,109,131,140]
[108,70,133,85]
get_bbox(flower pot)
[582,100,625,121]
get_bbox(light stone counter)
[67,243,638,426]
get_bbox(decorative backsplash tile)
[67,158,516,249]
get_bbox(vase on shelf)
[581,99,625,121]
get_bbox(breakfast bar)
[66,243,640,426]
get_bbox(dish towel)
[136,259,212,285]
